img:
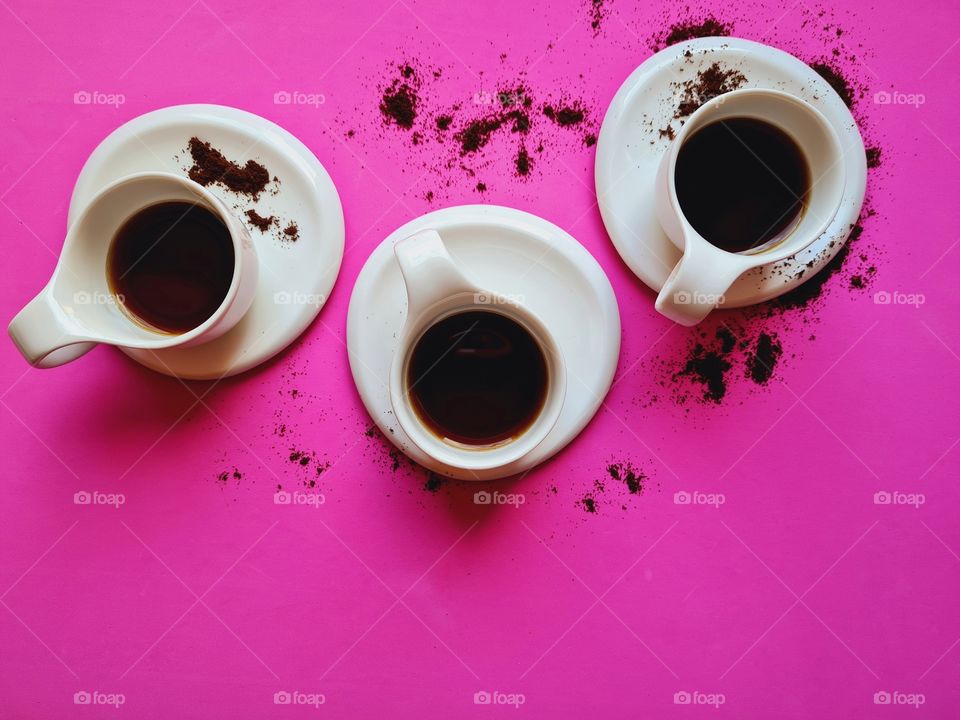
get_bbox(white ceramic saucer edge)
[67,104,345,380]
[346,205,621,481]
[595,37,867,308]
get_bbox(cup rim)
[389,297,566,473]
[62,170,248,349]
[663,87,846,266]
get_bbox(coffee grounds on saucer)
[182,138,300,246]
[245,209,275,232]
[675,62,747,119]
[283,222,300,242]
[187,137,270,199]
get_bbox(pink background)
[1,0,959,717]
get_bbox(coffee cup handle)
[8,286,96,368]
[654,244,747,326]
[394,230,476,321]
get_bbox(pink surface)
[1,0,959,718]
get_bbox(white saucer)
[68,104,344,379]
[346,205,621,481]
[595,37,867,307]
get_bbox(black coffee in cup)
[108,201,234,333]
[674,117,810,254]
[407,310,548,446]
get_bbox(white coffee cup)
[389,229,566,473]
[8,172,258,368]
[654,88,846,326]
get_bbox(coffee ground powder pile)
[380,64,420,129]
[245,209,275,232]
[675,63,747,119]
[187,137,270,199]
[184,138,302,245]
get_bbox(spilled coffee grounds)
[515,146,532,176]
[608,462,648,495]
[587,0,608,35]
[543,104,586,126]
[650,16,733,50]
[370,61,597,193]
[379,64,420,129]
[245,209,275,232]
[577,460,657,514]
[187,137,270,199]
[745,333,784,385]
[810,62,856,107]
[677,333,734,403]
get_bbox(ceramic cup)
[389,229,566,473]
[654,88,846,326]
[8,171,258,368]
